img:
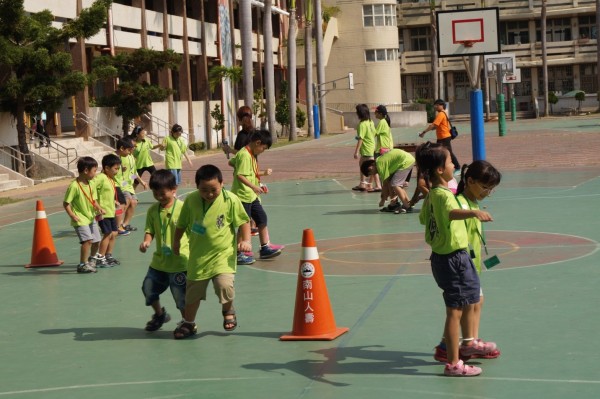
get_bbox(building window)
[363,4,396,27]
[499,21,529,45]
[454,72,470,100]
[536,18,571,42]
[580,64,597,93]
[538,66,573,94]
[579,15,597,39]
[409,27,430,51]
[514,68,531,97]
[365,48,398,62]
[412,74,431,100]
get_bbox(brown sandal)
[222,310,238,331]
[173,321,197,340]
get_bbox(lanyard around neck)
[454,194,488,254]
[157,200,177,244]
[244,146,261,182]
[77,180,95,206]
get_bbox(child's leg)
[473,296,483,338]
[168,271,187,319]
[106,231,117,255]
[123,198,137,226]
[80,240,92,264]
[90,240,100,258]
[392,186,411,208]
[213,274,237,331]
[444,306,463,365]
[99,233,111,255]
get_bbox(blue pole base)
[313,105,320,139]
[470,90,486,161]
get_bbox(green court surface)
[1,161,599,399]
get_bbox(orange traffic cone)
[25,200,64,268]
[280,229,349,341]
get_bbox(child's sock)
[438,341,447,350]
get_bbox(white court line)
[2,373,598,396]
[0,377,272,396]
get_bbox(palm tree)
[288,0,298,141]
[541,0,549,117]
[263,0,277,142]
[314,0,327,134]
[304,1,314,137]
[239,0,253,106]
[430,0,439,100]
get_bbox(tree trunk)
[263,0,277,142]
[541,0,549,117]
[430,2,439,100]
[305,20,314,137]
[314,0,326,134]
[200,0,212,149]
[288,5,297,141]
[240,0,254,106]
[16,100,34,177]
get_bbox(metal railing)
[0,140,34,176]
[28,128,78,169]
[76,112,122,148]
[143,112,190,145]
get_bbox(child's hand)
[253,185,263,195]
[354,152,359,159]
[70,215,80,223]
[141,180,148,190]
[139,241,151,253]
[474,210,493,222]
[264,168,272,176]
[238,240,252,253]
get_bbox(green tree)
[92,48,182,135]
[548,91,558,115]
[0,0,112,176]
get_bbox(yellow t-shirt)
[176,190,250,281]
[63,179,97,227]
[145,200,189,273]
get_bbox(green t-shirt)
[63,179,97,227]
[231,146,259,204]
[419,187,468,255]
[134,139,154,169]
[145,200,189,273]
[119,154,137,194]
[163,136,187,169]
[375,149,415,182]
[456,193,482,273]
[94,173,117,218]
[176,190,250,281]
[375,118,393,152]
[358,119,376,156]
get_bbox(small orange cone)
[25,200,64,268]
[280,229,349,341]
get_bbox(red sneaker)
[470,339,501,359]
[434,345,472,363]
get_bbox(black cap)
[433,99,445,105]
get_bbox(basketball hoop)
[459,40,475,48]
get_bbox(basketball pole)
[469,55,486,161]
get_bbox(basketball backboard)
[484,53,516,78]
[437,7,500,58]
[503,68,521,84]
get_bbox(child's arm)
[261,168,272,177]
[237,174,263,195]
[450,209,493,222]
[183,151,193,168]
[172,227,185,256]
[237,222,252,253]
[354,139,363,159]
[139,233,153,253]
[63,202,79,223]
[134,174,147,190]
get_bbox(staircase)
[27,136,115,177]
[0,171,24,191]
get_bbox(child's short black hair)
[77,156,98,173]
[171,124,183,134]
[149,169,177,191]
[130,125,144,140]
[195,164,223,186]
[249,129,272,148]
[116,137,134,150]
[102,153,121,169]
[360,159,376,176]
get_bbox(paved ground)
[0,114,599,399]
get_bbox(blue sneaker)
[259,244,283,259]
[237,252,255,265]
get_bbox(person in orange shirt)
[419,99,460,173]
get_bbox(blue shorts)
[430,250,480,308]
[168,169,182,186]
[141,267,187,311]
[242,199,267,227]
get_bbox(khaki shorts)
[186,274,235,305]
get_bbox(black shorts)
[137,165,156,178]
[430,250,480,308]
[116,187,127,205]
[98,217,119,235]
[242,199,267,227]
